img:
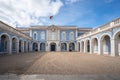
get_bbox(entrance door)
[50,43,56,51]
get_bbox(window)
[70,32,74,41]
[62,32,66,41]
[41,31,45,40]
[33,32,37,40]
[51,31,56,40]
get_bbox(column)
[26,42,28,52]
[67,43,69,51]
[57,42,60,51]
[9,39,12,54]
[46,42,49,51]
[110,39,116,56]
[38,43,40,51]
[84,41,86,53]
[80,42,82,53]
[17,40,19,54]
[98,39,101,55]
[30,42,33,52]
[75,42,78,52]
[22,41,24,53]
[90,40,92,54]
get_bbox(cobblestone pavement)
[0,52,120,80]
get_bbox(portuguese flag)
[50,16,53,20]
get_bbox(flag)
[50,16,53,20]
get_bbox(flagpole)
[49,16,53,25]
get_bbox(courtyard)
[0,52,120,75]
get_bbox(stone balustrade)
[77,18,120,40]
[0,21,31,40]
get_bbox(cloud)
[65,0,81,4]
[0,0,63,27]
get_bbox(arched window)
[33,32,37,40]
[70,32,74,41]
[41,31,45,40]
[51,31,56,40]
[62,32,66,41]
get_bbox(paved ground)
[0,74,120,80]
[0,52,120,80]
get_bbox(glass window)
[41,32,45,40]
[51,31,56,40]
[34,32,37,40]
[70,32,74,41]
[62,32,66,41]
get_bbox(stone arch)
[33,42,38,51]
[12,36,18,53]
[91,38,98,54]
[85,39,90,53]
[19,39,23,53]
[50,42,56,51]
[61,42,67,51]
[0,33,10,54]
[28,41,30,52]
[40,42,46,51]
[113,30,120,56]
[78,42,80,51]
[100,34,111,55]
[69,42,75,51]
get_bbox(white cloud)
[0,0,63,27]
[65,0,81,4]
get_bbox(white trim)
[113,30,120,39]
[33,32,37,40]
[0,33,11,39]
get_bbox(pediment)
[47,25,59,30]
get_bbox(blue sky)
[0,0,120,28]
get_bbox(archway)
[92,38,98,54]
[50,43,56,51]
[78,42,80,52]
[19,40,23,53]
[61,43,67,51]
[114,31,120,56]
[33,42,38,51]
[86,40,90,53]
[28,42,30,52]
[101,35,111,55]
[12,37,17,53]
[0,34,10,54]
[40,43,46,51]
[24,41,27,52]
[81,41,84,53]
[69,43,75,51]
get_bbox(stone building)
[1,17,120,56]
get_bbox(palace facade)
[0,17,120,56]
[0,21,91,54]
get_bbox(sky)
[0,0,120,28]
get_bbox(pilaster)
[110,39,116,56]
[9,39,12,54]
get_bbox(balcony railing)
[77,18,120,39]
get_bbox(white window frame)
[51,31,56,40]
[70,32,74,41]
[62,32,66,41]
[41,31,45,40]
[33,32,37,40]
